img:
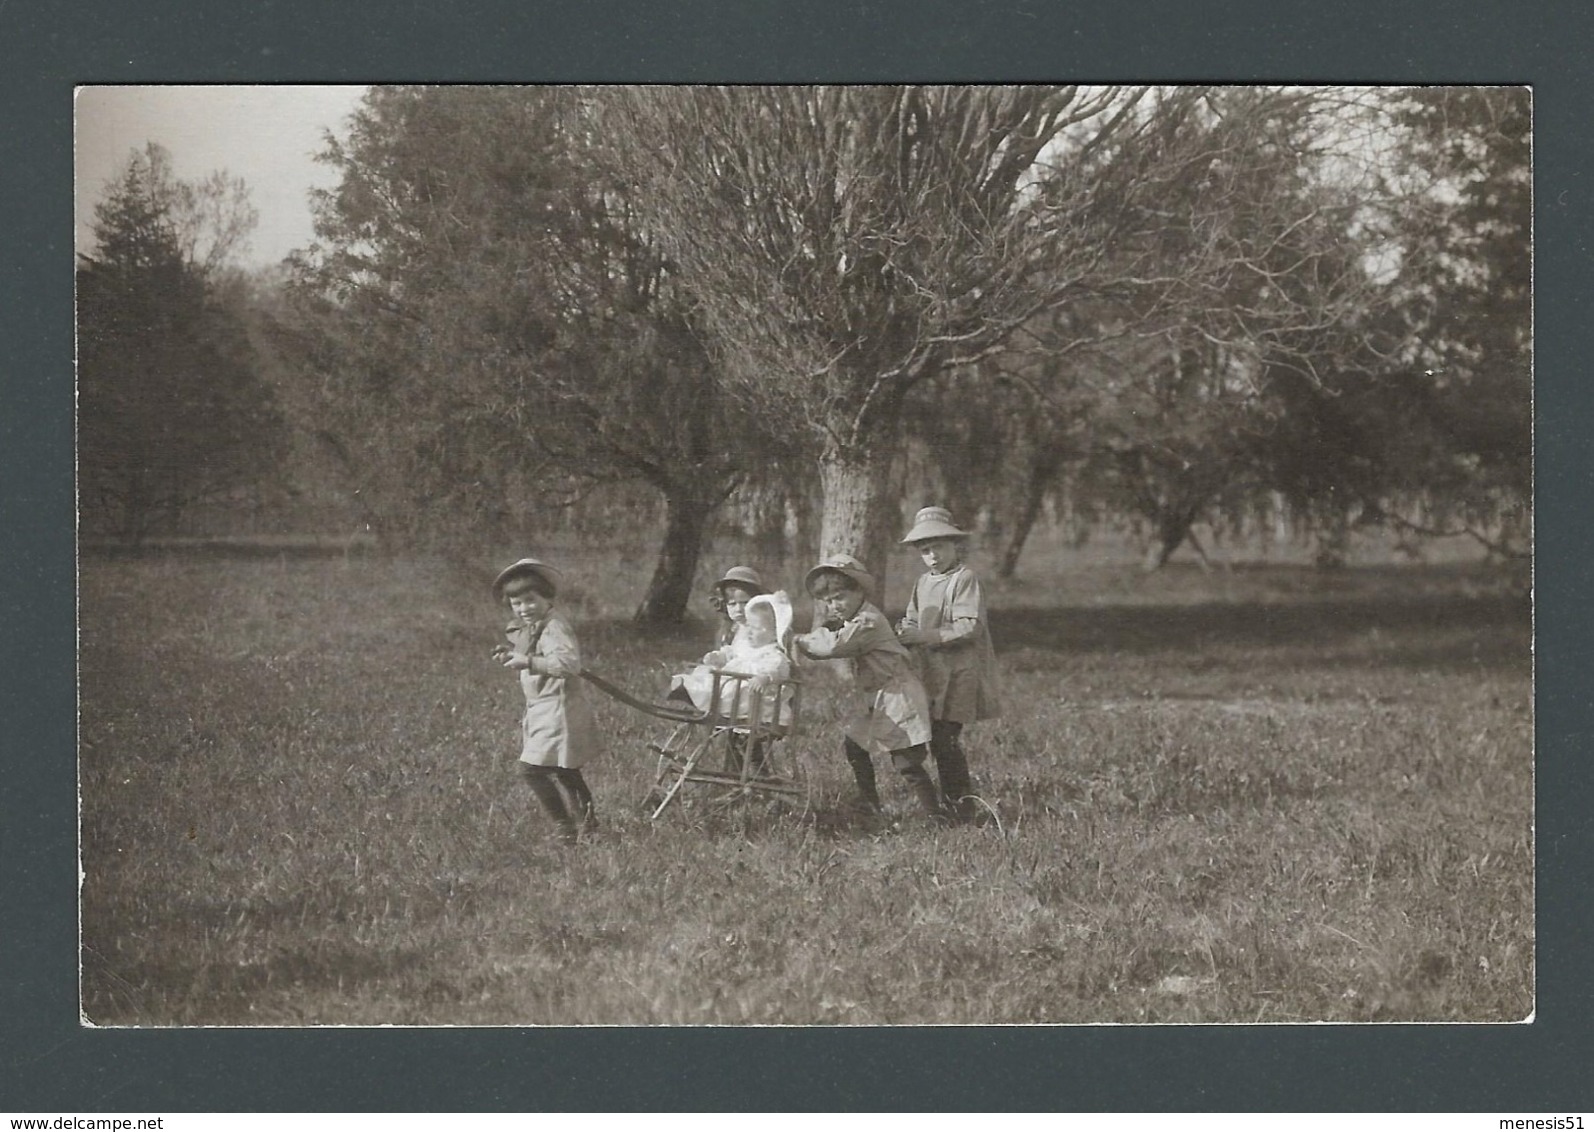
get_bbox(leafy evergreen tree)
[1382,87,1531,549]
[1251,87,1531,562]
[78,144,284,544]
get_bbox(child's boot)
[843,740,883,813]
[900,763,948,819]
[555,768,599,838]
[931,721,976,822]
[524,765,579,845]
[749,737,772,777]
[567,796,598,837]
[892,744,948,819]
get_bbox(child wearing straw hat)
[668,589,794,776]
[896,506,1003,822]
[793,555,943,819]
[708,565,769,650]
[491,558,602,846]
[668,590,794,724]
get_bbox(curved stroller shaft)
[578,668,711,723]
[578,667,806,819]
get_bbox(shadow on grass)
[573,565,1532,676]
[80,939,427,1026]
[991,590,1530,673]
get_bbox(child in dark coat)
[793,555,943,818]
[896,507,1003,822]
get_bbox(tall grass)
[78,548,1531,1025]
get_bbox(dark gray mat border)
[4,0,1588,1112]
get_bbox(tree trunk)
[1145,506,1198,571]
[998,448,1063,580]
[938,448,980,552]
[1314,504,1352,570]
[790,482,823,572]
[635,488,717,624]
[749,482,788,565]
[817,437,900,593]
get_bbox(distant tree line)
[77,87,1529,617]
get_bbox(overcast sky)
[75,85,368,270]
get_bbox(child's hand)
[703,649,728,668]
[896,627,933,647]
[499,650,533,671]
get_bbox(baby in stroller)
[667,590,793,726]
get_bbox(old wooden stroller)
[579,667,807,819]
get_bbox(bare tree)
[599,86,1400,580]
[597,85,1150,578]
[290,87,769,620]
[990,87,1407,571]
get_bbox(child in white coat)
[492,558,601,846]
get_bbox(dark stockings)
[930,720,974,819]
[843,739,882,810]
[845,739,944,816]
[555,767,597,829]
[724,734,772,778]
[521,763,597,843]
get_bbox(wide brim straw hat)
[714,565,767,594]
[746,590,793,643]
[900,505,970,544]
[804,554,876,597]
[492,557,561,599]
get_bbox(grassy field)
[77,541,1532,1025]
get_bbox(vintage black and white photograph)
[75,84,1532,1026]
